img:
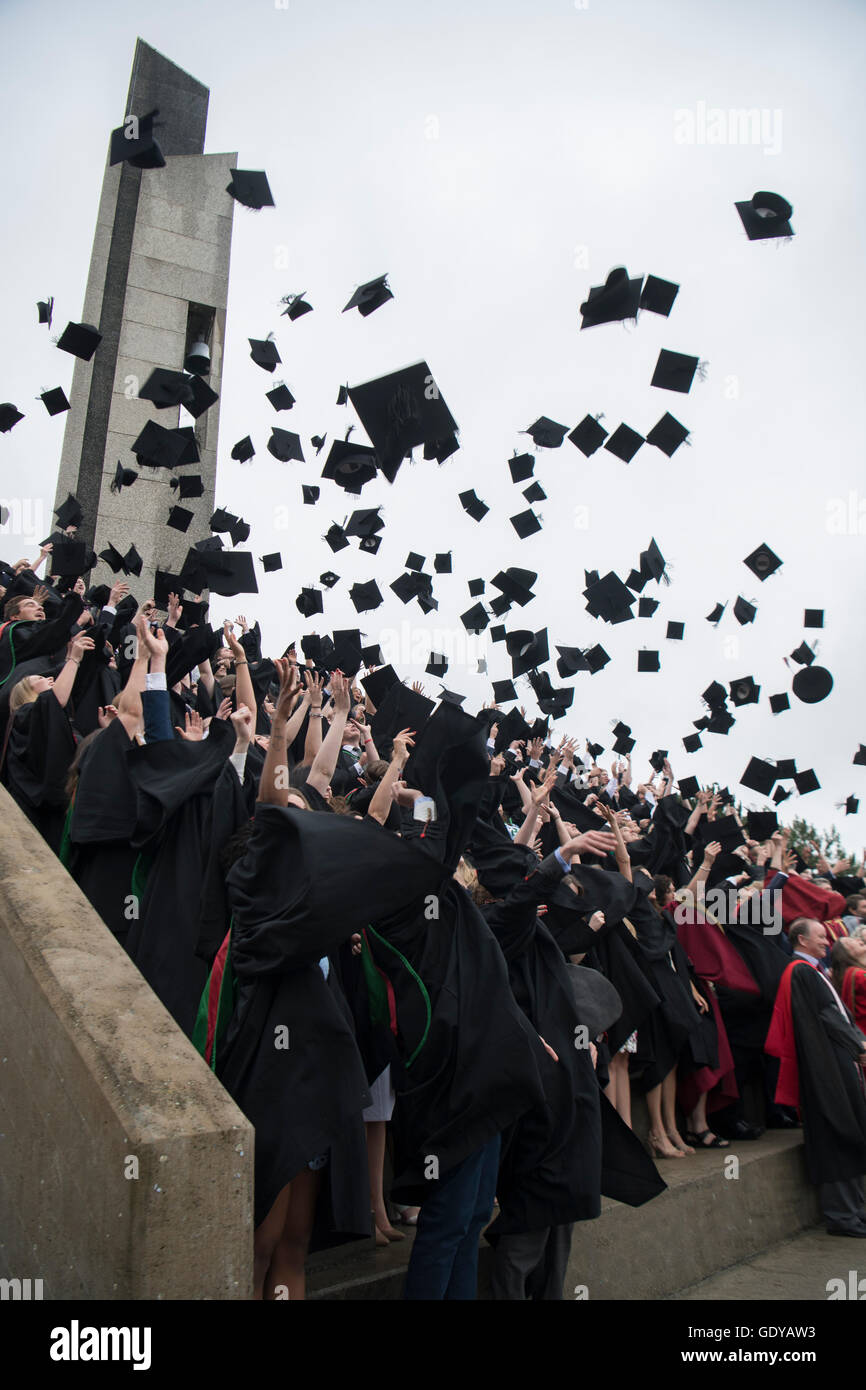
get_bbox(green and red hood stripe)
[192,926,235,1070]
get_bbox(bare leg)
[253,1182,291,1300]
[647,1077,683,1157]
[687,1093,728,1146]
[264,1167,324,1301]
[611,1051,632,1128]
[662,1068,694,1152]
[366,1120,404,1242]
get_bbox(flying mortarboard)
[682,733,702,753]
[468,578,485,597]
[360,664,399,707]
[492,567,537,606]
[138,368,194,410]
[584,644,610,674]
[522,482,546,503]
[740,756,776,796]
[349,361,457,480]
[646,413,689,457]
[0,404,24,431]
[773,788,791,805]
[459,489,489,521]
[509,452,535,483]
[733,596,756,625]
[666,621,685,640]
[302,485,320,504]
[604,424,644,463]
[775,759,797,779]
[359,535,381,555]
[637,650,660,672]
[510,509,542,539]
[555,646,589,677]
[461,602,489,634]
[790,642,815,666]
[56,322,102,361]
[267,428,304,463]
[249,338,281,372]
[678,776,700,799]
[320,571,339,588]
[266,384,295,411]
[170,473,202,499]
[434,552,452,573]
[345,508,384,538]
[794,769,820,795]
[845,796,859,815]
[349,580,383,613]
[638,596,659,617]
[746,810,779,842]
[226,169,275,210]
[131,420,189,469]
[640,275,679,317]
[343,275,393,317]
[792,665,833,703]
[167,505,194,533]
[362,644,383,666]
[492,679,517,703]
[209,508,237,534]
[98,543,125,574]
[651,349,700,394]
[40,387,70,416]
[296,587,323,617]
[311,435,327,455]
[324,523,349,553]
[336,385,349,406]
[281,293,313,321]
[569,415,608,456]
[229,518,251,547]
[854,745,866,767]
[109,109,165,168]
[729,676,760,706]
[122,545,142,577]
[321,439,377,490]
[735,191,793,241]
[405,552,425,571]
[579,267,642,329]
[50,540,91,577]
[37,297,54,328]
[261,553,282,573]
[706,602,726,625]
[584,571,635,623]
[804,609,824,628]
[743,542,782,581]
[55,493,83,529]
[190,549,258,596]
[426,653,448,677]
[523,418,568,449]
[153,570,188,609]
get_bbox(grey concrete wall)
[0,785,253,1299]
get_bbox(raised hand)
[702,840,722,865]
[391,728,415,765]
[176,710,204,741]
[230,703,254,745]
[272,657,301,722]
[97,704,118,728]
[215,697,233,721]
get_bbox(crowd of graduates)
[2,553,866,1298]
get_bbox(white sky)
[2,0,865,845]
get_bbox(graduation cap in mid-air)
[706,602,726,625]
[109,108,165,168]
[792,665,833,704]
[266,384,296,413]
[167,505,194,533]
[769,693,790,714]
[730,675,760,706]
[55,493,84,529]
[302,485,320,505]
[640,275,679,317]
[131,420,189,469]
[40,387,70,416]
[50,540,92,577]
[845,796,859,816]
[683,733,702,753]
[349,361,457,480]
[461,602,490,634]
[37,297,54,328]
[321,439,377,491]
[508,452,535,483]
[604,423,645,464]
[790,642,815,666]
[249,338,281,372]
[349,580,383,613]
[113,461,139,493]
[185,548,259,596]
[637,649,660,672]
[510,509,542,539]
[310,435,327,456]
[267,428,305,463]
[343,274,393,317]
[740,756,777,796]
[523,481,546,504]
[743,542,783,581]
[804,609,824,628]
[138,368,195,410]
[296,587,324,617]
[735,190,793,241]
[646,413,689,457]
[666,621,685,640]
[324,522,349,553]
[523,418,568,449]
[261,553,282,573]
[320,571,339,588]
[651,350,699,394]
[281,292,313,321]
[677,776,700,799]
[794,768,820,795]
[434,552,452,574]
[733,596,757,625]
[579,266,642,329]
[638,596,659,617]
[584,572,636,623]
[0,404,24,432]
[226,169,275,210]
[56,321,102,361]
[459,489,489,522]
[569,415,608,457]
[854,744,866,767]
[230,436,255,464]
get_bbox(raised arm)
[367,729,414,825]
[300,669,324,765]
[50,631,95,709]
[224,620,256,715]
[257,659,301,806]
[598,803,633,882]
[307,670,351,796]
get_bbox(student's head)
[845,893,866,920]
[651,874,676,909]
[788,917,828,959]
[9,674,53,712]
[830,935,866,990]
[4,595,45,622]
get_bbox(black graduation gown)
[67,718,140,945]
[2,690,76,853]
[626,893,708,1089]
[790,965,866,1185]
[195,759,258,967]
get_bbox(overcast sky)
[2,0,865,844]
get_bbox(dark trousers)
[403,1135,501,1300]
[820,1176,865,1232]
[490,1223,573,1300]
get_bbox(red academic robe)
[841,967,866,1035]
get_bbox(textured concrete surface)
[673,1229,866,1301]
[0,785,253,1298]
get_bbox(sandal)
[684,1129,729,1149]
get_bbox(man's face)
[855,898,866,921]
[801,920,829,957]
[16,597,45,622]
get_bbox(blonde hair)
[454,858,496,906]
[9,676,41,714]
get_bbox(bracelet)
[69,657,82,666]
[365,737,373,743]
[309,710,323,718]
[234,660,248,668]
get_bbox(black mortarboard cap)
[640,275,679,317]
[703,681,728,709]
[138,368,194,410]
[311,435,327,455]
[489,595,512,618]
[51,540,90,577]
[109,109,164,168]
[434,552,452,573]
[180,374,219,419]
[508,628,549,677]
[646,413,689,457]
[744,542,782,581]
[55,493,83,529]
[666,621,685,640]
[362,644,384,667]
[359,535,382,555]
[56,322,102,361]
[748,811,779,841]
[649,749,667,772]
[349,580,383,613]
[345,508,384,538]
[302,485,320,504]
[845,796,859,815]
[426,652,448,677]
[227,169,274,210]
[579,267,642,329]
[678,776,700,799]
[40,387,70,416]
[173,425,200,466]
[584,571,635,623]
[321,439,377,490]
[85,583,111,608]
[153,570,187,609]
[604,423,644,463]
[98,543,125,574]
[555,646,589,677]
[266,383,295,410]
[613,733,636,755]
[324,523,349,553]
[249,338,281,372]
[268,428,305,463]
[461,602,489,634]
[405,552,425,572]
[195,549,258,596]
[170,473,202,499]
[523,482,546,503]
[281,293,313,321]
[229,518,251,547]
[740,757,776,796]
[612,721,631,739]
[640,539,667,583]
[706,602,726,625]
[349,362,457,480]
[730,675,760,706]
[569,415,608,456]
[706,709,735,735]
[320,571,339,588]
[336,385,349,406]
[120,545,141,578]
[510,509,542,539]
[37,297,54,328]
[332,630,364,677]
[509,452,535,482]
[167,505,193,533]
[651,349,699,394]
[261,553,282,573]
[792,665,833,704]
[490,625,507,644]
[296,587,323,617]
[584,645,610,675]
[459,489,489,521]
[626,568,648,594]
[0,404,24,432]
[343,275,393,317]
[361,665,399,708]
[794,768,820,795]
[228,437,255,465]
[423,433,460,464]
[804,609,824,628]
[773,787,791,805]
[733,596,756,625]
[683,733,702,753]
[637,650,660,672]
[735,191,793,241]
[775,759,797,779]
[131,420,188,469]
[524,418,568,449]
[638,596,659,617]
[854,745,866,767]
[790,642,815,666]
[209,508,237,534]
[491,679,517,703]
[493,567,537,606]
[468,578,485,597]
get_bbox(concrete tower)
[53,38,236,603]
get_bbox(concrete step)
[672,1228,863,1301]
[308,1130,817,1300]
